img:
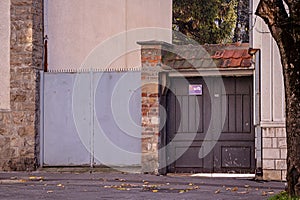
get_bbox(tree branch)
[256,0,288,27]
[284,0,300,21]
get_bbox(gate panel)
[166,76,254,173]
[43,72,141,167]
[44,73,91,166]
[93,72,141,166]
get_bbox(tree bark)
[256,0,300,197]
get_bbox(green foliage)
[268,191,300,200]
[173,0,238,44]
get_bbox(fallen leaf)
[268,191,274,194]
[262,191,267,196]
[179,190,185,193]
[115,178,126,182]
[19,179,27,183]
[57,183,64,187]
[244,184,250,188]
[237,191,249,194]
[29,176,44,181]
[152,190,158,193]
[226,187,231,191]
[189,183,194,186]
[46,190,53,194]
[215,189,221,194]
[231,187,238,192]
[116,188,127,191]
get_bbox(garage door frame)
[158,68,261,175]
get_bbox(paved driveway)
[0,171,285,200]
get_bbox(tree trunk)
[256,0,300,197]
[285,64,300,197]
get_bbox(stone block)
[275,160,287,170]
[275,128,286,137]
[15,7,32,16]
[11,0,33,7]
[263,160,275,169]
[150,116,159,125]
[12,111,25,125]
[263,149,280,159]
[280,149,287,159]
[281,170,287,181]
[263,170,282,181]
[10,137,22,147]
[272,138,278,148]
[262,128,275,137]
[262,138,272,148]
[278,138,287,148]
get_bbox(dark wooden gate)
[166,76,255,173]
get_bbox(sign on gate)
[189,84,202,95]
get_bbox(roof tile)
[212,50,224,59]
[223,50,235,59]
[232,50,245,58]
[241,58,252,67]
[161,43,253,69]
[229,58,243,67]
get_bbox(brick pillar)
[0,0,43,171]
[138,41,169,173]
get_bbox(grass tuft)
[268,191,300,200]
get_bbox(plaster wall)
[251,0,285,125]
[46,0,172,71]
[0,0,11,110]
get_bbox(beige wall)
[0,0,11,110]
[46,0,172,71]
[251,0,285,126]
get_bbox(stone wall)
[262,127,287,180]
[0,0,43,171]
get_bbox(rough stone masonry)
[0,0,43,170]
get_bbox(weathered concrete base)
[141,153,158,173]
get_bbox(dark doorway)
[165,76,255,173]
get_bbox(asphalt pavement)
[0,170,285,200]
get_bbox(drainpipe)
[250,48,262,177]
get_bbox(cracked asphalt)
[0,171,285,200]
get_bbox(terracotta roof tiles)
[162,43,253,69]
